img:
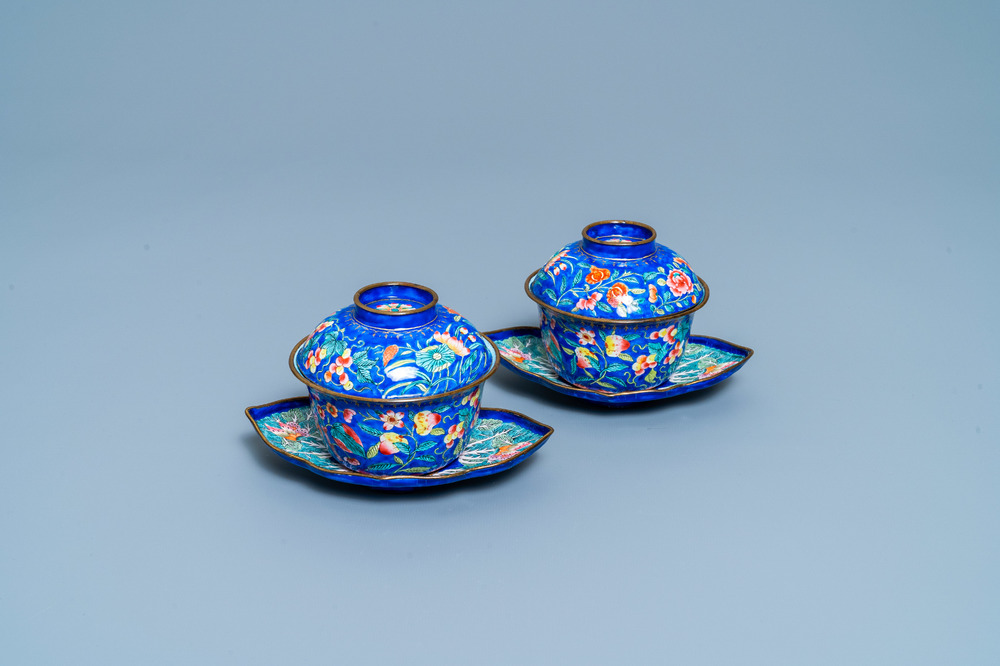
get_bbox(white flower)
[385,364,419,382]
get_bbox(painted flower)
[306,347,327,372]
[543,249,571,274]
[605,282,629,308]
[313,321,334,333]
[586,266,611,284]
[575,347,597,369]
[462,388,480,407]
[648,284,658,303]
[444,423,465,447]
[666,269,694,297]
[575,292,603,312]
[342,409,355,423]
[380,410,405,430]
[503,347,528,363]
[375,302,414,312]
[488,441,532,463]
[413,410,442,436]
[433,331,471,356]
[632,354,658,376]
[698,360,736,379]
[576,328,596,346]
[324,348,354,387]
[343,457,360,467]
[415,343,455,373]
[264,418,309,442]
[604,334,630,357]
[650,325,678,344]
[379,432,406,455]
[667,342,685,363]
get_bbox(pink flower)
[503,347,527,363]
[380,411,405,430]
[665,269,694,297]
[433,331,471,356]
[576,329,596,346]
[604,335,630,357]
[543,249,571,274]
[342,409,355,423]
[575,292,603,312]
[632,354,658,376]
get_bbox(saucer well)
[246,397,553,489]
[484,326,752,405]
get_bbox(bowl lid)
[290,282,497,401]
[526,220,707,320]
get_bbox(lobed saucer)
[246,397,553,489]
[484,326,753,405]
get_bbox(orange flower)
[605,282,629,308]
[586,266,611,284]
[648,284,658,303]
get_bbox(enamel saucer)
[484,326,753,405]
[246,397,553,489]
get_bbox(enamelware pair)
[246,220,753,490]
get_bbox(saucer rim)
[482,326,753,402]
[245,397,554,487]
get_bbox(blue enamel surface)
[306,385,482,475]
[294,289,495,400]
[487,326,752,405]
[246,399,554,489]
[527,221,705,320]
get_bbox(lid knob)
[581,220,657,260]
[353,282,439,329]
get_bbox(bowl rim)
[523,269,711,324]
[288,335,500,404]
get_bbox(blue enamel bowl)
[289,282,498,476]
[525,221,710,392]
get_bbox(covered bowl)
[290,282,497,476]
[525,220,709,392]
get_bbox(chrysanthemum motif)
[415,344,455,372]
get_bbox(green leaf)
[645,369,658,383]
[393,456,403,464]
[415,455,440,464]
[607,363,629,373]
[357,422,384,437]
[367,462,396,472]
[322,338,348,357]
[365,444,379,459]
[629,288,646,294]
[402,466,435,474]
[353,349,377,384]
[543,288,557,301]
[595,380,617,389]
[617,352,634,363]
[429,428,446,436]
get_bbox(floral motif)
[264,418,309,442]
[665,269,694,297]
[574,292,602,312]
[586,266,611,284]
[380,410,404,430]
[433,331,471,357]
[306,348,327,372]
[577,328,596,346]
[377,432,404,455]
[604,334,630,357]
[445,423,465,447]
[382,345,399,366]
[632,354,658,376]
[413,410,442,435]
[648,284,658,303]
[650,326,678,343]
[375,302,415,312]
[415,344,455,373]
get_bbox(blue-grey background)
[2,1,998,663]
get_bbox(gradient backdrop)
[2,1,998,663]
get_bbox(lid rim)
[525,269,710,323]
[289,336,500,404]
